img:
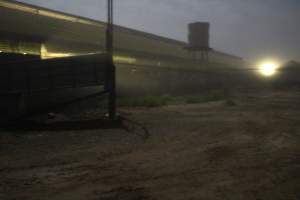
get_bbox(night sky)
[17,0,300,63]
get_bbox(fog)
[17,0,300,63]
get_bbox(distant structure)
[186,22,211,62]
[274,60,300,87]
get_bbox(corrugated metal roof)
[0,0,103,27]
[0,0,187,46]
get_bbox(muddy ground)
[1,90,300,200]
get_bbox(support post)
[106,0,116,120]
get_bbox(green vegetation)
[118,95,178,108]
[185,90,228,104]
[224,99,237,107]
[118,90,232,108]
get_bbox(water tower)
[186,22,211,62]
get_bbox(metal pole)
[106,0,116,120]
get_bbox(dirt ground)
[1,90,300,200]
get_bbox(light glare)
[259,62,278,77]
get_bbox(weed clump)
[224,99,237,107]
[119,95,176,108]
[118,90,232,108]
[186,90,228,104]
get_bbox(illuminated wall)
[0,39,40,55]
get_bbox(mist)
[17,0,300,63]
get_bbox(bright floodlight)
[259,61,278,77]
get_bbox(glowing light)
[0,51,2,53]
[259,61,279,77]
[113,56,136,64]
[41,44,77,59]
[23,52,27,55]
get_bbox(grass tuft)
[186,90,229,104]
[224,99,237,107]
[118,95,176,108]
[118,90,231,108]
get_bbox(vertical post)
[106,0,116,120]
